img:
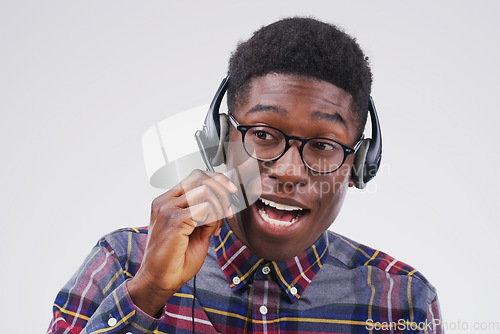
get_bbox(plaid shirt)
[47,221,442,333]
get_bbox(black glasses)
[229,115,363,174]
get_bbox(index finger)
[203,171,239,194]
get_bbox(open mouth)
[256,198,309,227]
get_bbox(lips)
[256,197,309,227]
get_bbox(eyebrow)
[246,104,288,117]
[311,110,347,128]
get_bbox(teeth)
[258,208,299,227]
[260,198,303,211]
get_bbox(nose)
[265,142,308,189]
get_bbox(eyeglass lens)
[242,126,345,173]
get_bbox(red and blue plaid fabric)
[214,221,328,303]
[47,222,442,333]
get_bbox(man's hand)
[127,169,238,317]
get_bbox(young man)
[48,17,442,333]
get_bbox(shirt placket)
[252,264,279,334]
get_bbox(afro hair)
[227,17,372,136]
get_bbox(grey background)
[1,1,498,332]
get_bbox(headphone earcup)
[210,113,229,167]
[351,139,370,189]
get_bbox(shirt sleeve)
[46,236,164,334]
[425,295,443,334]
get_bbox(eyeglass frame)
[228,114,364,174]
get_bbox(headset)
[195,75,382,191]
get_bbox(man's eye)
[253,130,273,141]
[313,141,336,151]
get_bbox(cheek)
[310,165,351,202]
[225,136,263,199]
[225,131,246,169]
[310,167,351,226]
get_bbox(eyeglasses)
[229,114,363,174]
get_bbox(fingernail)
[228,182,238,193]
[227,205,234,219]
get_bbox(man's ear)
[348,172,355,188]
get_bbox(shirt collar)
[213,221,329,303]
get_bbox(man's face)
[225,73,360,261]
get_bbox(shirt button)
[259,305,268,315]
[232,276,241,285]
[290,286,298,295]
[262,266,271,275]
[107,317,117,326]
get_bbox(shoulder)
[325,230,437,296]
[97,227,149,275]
